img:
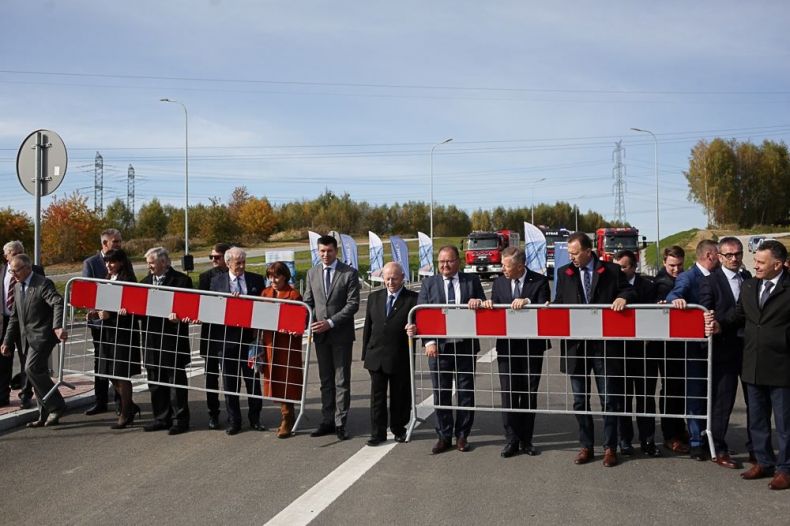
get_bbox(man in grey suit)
[81,228,122,415]
[303,235,360,440]
[1,254,68,427]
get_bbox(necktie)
[386,294,395,317]
[759,280,774,309]
[324,267,332,296]
[513,278,522,301]
[5,274,16,312]
[583,267,592,303]
[231,278,239,294]
[154,275,163,286]
[732,273,742,301]
[446,277,456,304]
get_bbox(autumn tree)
[41,192,102,264]
[0,208,34,252]
[237,197,278,242]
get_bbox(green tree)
[104,198,135,237]
[136,198,169,239]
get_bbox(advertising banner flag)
[417,231,434,276]
[307,231,321,267]
[523,222,548,274]
[264,250,296,285]
[390,235,410,282]
[368,231,384,282]
[339,233,359,270]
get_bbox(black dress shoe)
[143,421,171,432]
[336,426,349,440]
[208,416,220,430]
[393,433,407,443]
[620,444,636,456]
[84,404,108,416]
[641,441,663,457]
[310,423,336,437]
[225,425,241,436]
[250,422,267,431]
[19,396,33,410]
[690,446,707,461]
[367,436,386,446]
[432,438,452,454]
[501,442,520,458]
[520,442,539,456]
[168,425,189,436]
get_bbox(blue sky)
[2,1,789,241]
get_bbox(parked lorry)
[539,226,571,275]
[463,229,515,279]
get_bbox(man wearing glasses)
[198,243,231,430]
[700,236,753,468]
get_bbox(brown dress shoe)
[456,437,471,452]
[574,447,593,465]
[769,471,790,490]
[603,448,618,467]
[663,438,690,454]
[741,464,773,480]
[432,438,452,455]
[712,454,739,469]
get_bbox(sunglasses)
[209,255,223,261]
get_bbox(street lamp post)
[530,177,547,224]
[631,127,660,270]
[160,98,192,270]
[429,138,453,242]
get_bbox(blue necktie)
[583,268,592,303]
[386,294,395,317]
[446,277,456,304]
[513,278,521,301]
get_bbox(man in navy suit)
[209,247,266,435]
[667,238,719,460]
[699,236,752,468]
[482,246,549,458]
[416,245,486,454]
[80,229,122,415]
[362,262,418,446]
[553,232,636,468]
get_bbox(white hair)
[224,246,246,263]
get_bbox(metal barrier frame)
[406,303,715,458]
[50,277,314,432]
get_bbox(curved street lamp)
[160,98,191,268]
[429,138,453,241]
[631,127,660,270]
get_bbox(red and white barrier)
[413,304,706,341]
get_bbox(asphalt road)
[2,276,788,525]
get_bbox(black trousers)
[497,348,543,446]
[220,341,262,427]
[0,314,32,400]
[204,351,222,417]
[657,341,687,441]
[429,339,476,440]
[619,342,658,445]
[147,357,190,428]
[709,362,743,454]
[89,326,111,405]
[368,368,411,439]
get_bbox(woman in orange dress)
[259,262,305,438]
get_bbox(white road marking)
[264,397,435,526]
[477,347,498,363]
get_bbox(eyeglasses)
[438,259,458,265]
[720,252,743,259]
[8,267,22,274]
[209,255,223,260]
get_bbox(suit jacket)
[362,287,418,375]
[140,267,194,368]
[81,252,107,279]
[666,264,707,304]
[699,267,751,370]
[198,266,226,357]
[2,263,44,313]
[727,272,790,387]
[417,271,486,352]
[303,260,361,344]
[653,268,675,302]
[490,270,550,355]
[3,272,63,354]
[208,270,266,345]
[553,255,637,374]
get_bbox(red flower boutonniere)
[565,267,574,277]
[596,266,606,275]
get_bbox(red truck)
[463,229,515,279]
[594,227,647,268]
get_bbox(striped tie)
[5,275,16,312]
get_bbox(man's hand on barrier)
[405,323,417,337]
[312,320,331,333]
[0,344,10,357]
[98,310,109,320]
[85,309,98,321]
[611,298,627,311]
[482,299,494,309]
[167,313,180,323]
[54,328,68,342]
[704,311,721,336]
[467,298,482,310]
[671,298,687,309]
[511,298,530,310]
[425,342,438,358]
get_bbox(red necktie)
[5,275,16,312]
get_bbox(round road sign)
[16,129,68,196]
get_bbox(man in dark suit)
[198,242,230,430]
[1,240,45,408]
[80,228,122,415]
[362,261,418,446]
[140,247,194,435]
[708,240,790,490]
[1,254,67,427]
[653,245,688,453]
[554,232,636,468]
[417,245,486,454]
[482,246,549,458]
[699,237,753,469]
[303,235,361,440]
[667,239,719,460]
[615,250,662,457]
[209,246,266,435]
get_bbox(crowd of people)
[1,229,789,492]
